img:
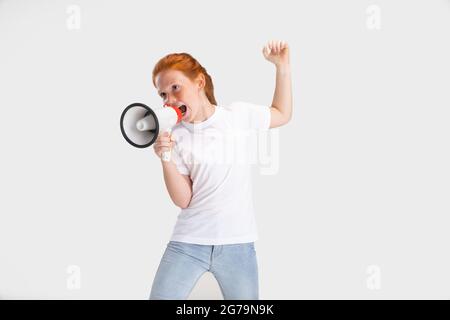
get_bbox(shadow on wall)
[188,272,223,300]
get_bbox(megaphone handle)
[161,128,172,162]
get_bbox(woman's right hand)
[153,131,175,159]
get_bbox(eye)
[172,84,180,91]
[160,92,166,98]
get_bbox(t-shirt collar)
[181,105,219,131]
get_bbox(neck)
[191,101,215,123]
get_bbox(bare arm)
[161,160,192,209]
[262,40,293,128]
[270,65,292,127]
[154,132,192,209]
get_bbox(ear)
[195,73,206,90]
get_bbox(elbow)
[286,105,293,122]
[269,106,293,128]
[285,111,292,123]
[177,195,192,209]
[280,112,292,126]
[179,203,189,209]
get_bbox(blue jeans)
[149,241,259,300]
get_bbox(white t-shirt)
[169,101,271,245]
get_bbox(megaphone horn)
[120,102,184,161]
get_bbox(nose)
[164,95,177,106]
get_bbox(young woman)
[149,40,292,300]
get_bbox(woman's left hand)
[262,40,290,67]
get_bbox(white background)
[0,0,449,299]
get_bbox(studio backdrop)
[0,0,449,299]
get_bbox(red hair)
[152,53,217,105]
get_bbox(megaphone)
[120,102,187,161]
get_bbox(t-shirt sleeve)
[171,142,190,175]
[229,101,271,130]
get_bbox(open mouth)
[178,104,187,115]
